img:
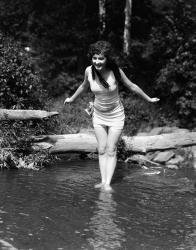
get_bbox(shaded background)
[0,0,195,134]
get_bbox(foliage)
[123,0,196,127]
[0,119,56,169]
[47,73,84,97]
[24,0,99,77]
[148,0,196,126]
[0,32,46,109]
[51,94,93,134]
[0,0,32,38]
[0,0,195,130]
[122,96,179,136]
[0,31,56,170]
[123,97,151,135]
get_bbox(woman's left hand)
[149,97,160,103]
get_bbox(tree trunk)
[31,132,196,154]
[0,109,59,120]
[99,0,106,36]
[123,0,132,55]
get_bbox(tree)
[0,32,46,109]
[99,0,106,37]
[123,0,132,55]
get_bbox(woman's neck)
[98,67,110,76]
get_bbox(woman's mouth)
[95,65,102,69]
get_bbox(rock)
[161,126,179,134]
[192,146,196,157]
[165,126,189,134]
[5,155,18,169]
[87,152,98,159]
[32,142,53,150]
[138,125,152,133]
[146,152,156,161]
[136,132,149,136]
[174,128,189,134]
[143,170,161,175]
[166,164,179,170]
[167,155,184,165]
[125,154,147,163]
[153,151,175,163]
[192,146,196,169]
[148,126,189,136]
[148,127,165,135]
[125,154,160,167]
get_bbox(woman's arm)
[64,67,90,104]
[120,69,159,103]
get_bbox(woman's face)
[92,53,107,72]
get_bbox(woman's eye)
[93,57,105,61]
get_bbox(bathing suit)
[88,66,125,129]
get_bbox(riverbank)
[31,127,196,171]
[0,95,195,170]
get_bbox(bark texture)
[99,0,106,35]
[0,109,59,120]
[31,132,196,154]
[123,0,132,55]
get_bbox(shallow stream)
[0,159,196,250]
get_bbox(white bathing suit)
[88,66,125,129]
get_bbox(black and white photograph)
[0,0,196,249]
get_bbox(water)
[0,159,196,250]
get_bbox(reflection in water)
[1,161,196,249]
[0,239,18,250]
[177,199,196,249]
[87,191,125,250]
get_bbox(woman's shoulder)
[85,65,92,75]
[84,66,93,83]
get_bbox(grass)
[47,93,94,134]
[47,92,179,136]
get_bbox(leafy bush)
[0,119,56,169]
[155,41,196,126]
[47,73,83,97]
[149,0,196,126]
[123,97,150,135]
[0,32,46,109]
[0,32,57,169]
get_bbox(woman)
[64,40,159,192]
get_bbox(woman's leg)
[104,127,123,191]
[94,125,108,188]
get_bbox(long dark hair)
[88,40,122,89]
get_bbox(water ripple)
[0,160,196,249]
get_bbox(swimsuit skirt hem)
[93,105,125,130]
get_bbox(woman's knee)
[98,146,107,155]
[107,146,117,157]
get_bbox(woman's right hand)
[64,97,74,105]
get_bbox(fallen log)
[0,109,59,120]
[31,132,196,154]
[123,132,196,152]
[32,134,97,153]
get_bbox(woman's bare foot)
[94,182,105,189]
[103,184,113,192]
